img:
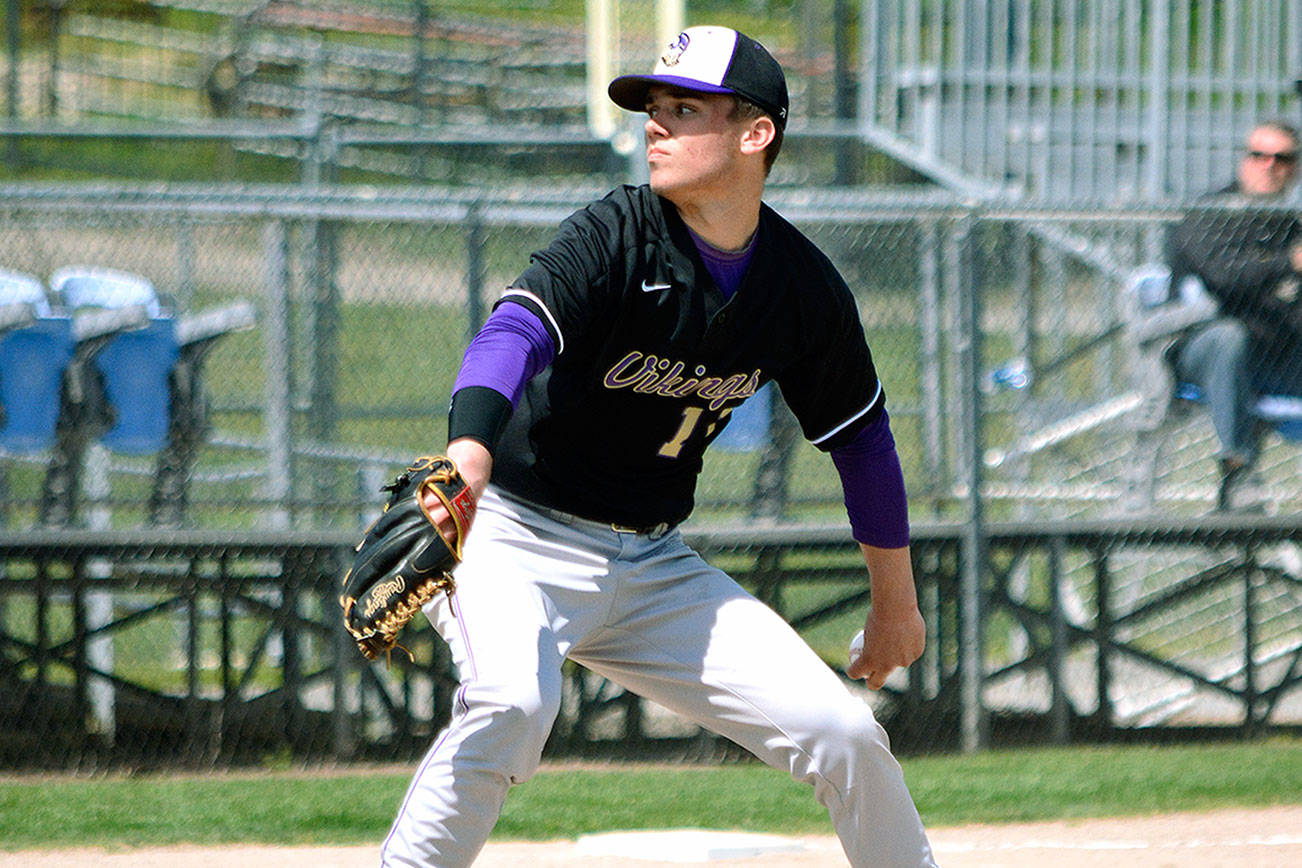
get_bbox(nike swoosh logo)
[641,280,673,293]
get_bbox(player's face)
[1238,126,1300,198]
[643,86,756,204]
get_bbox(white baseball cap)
[608,26,789,128]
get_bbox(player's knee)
[460,679,561,779]
[807,703,895,777]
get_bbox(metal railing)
[2,517,1298,768]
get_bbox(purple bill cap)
[608,26,789,128]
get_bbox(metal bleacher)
[859,0,1302,203]
[62,5,588,129]
[872,0,1302,518]
[983,264,1302,515]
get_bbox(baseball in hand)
[847,629,865,667]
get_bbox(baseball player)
[381,25,937,868]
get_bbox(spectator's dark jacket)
[1166,182,1302,368]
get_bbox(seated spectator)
[1166,121,1302,511]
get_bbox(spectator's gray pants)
[1174,318,1257,464]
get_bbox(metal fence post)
[1048,535,1070,744]
[919,219,945,500]
[411,0,430,126]
[833,0,858,185]
[299,37,340,506]
[951,213,988,752]
[263,220,293,529]
[4,0,18,121]
[184,568,202,763]
[280,559,303,751]
[83,444,115,743]
[1145,0,1171,199]
[43,0,64,117]
[1,0,14,168]
[750,395,798,521]
[301,34,326,183]
[176,217,196,311]
[1094,547,1113,729]
[330,557,356,759]
[219,563,235,758]
[69,558,87,754]
[625,113,649,185]
[307,218,340,519]
[1243,558,1259,738]
[856,0,885,134]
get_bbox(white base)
[574,829,807,863]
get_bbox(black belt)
[516,496,675,540]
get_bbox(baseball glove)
[340,455,475,660]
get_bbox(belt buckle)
[611,522,671,539]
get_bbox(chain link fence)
[0,0,1298,770]
[0,184,1298,768]
[11,187,1286,530]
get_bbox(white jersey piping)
[811,381,883,446]
[500,288,565,356]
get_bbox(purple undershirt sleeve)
[829,410,911,548]
[452,301,556,405]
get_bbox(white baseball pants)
[380,488,937,868]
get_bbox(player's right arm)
[444,439,492,503]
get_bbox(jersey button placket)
[704,308,732,343]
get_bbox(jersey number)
[658,407,732,458]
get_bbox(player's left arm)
[777,249,925,686]
[828,411,926,688]
[849,544,925,689]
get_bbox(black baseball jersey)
[491,184,884,528]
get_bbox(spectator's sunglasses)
[1246,148,1299,165]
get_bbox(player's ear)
[739,116,776,157]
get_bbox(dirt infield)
[3,805,1299,867]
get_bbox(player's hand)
[847,604,925,690]
[1290,241,1302,273]
[421,439,492,547]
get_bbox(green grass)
[1,740,1298,850]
